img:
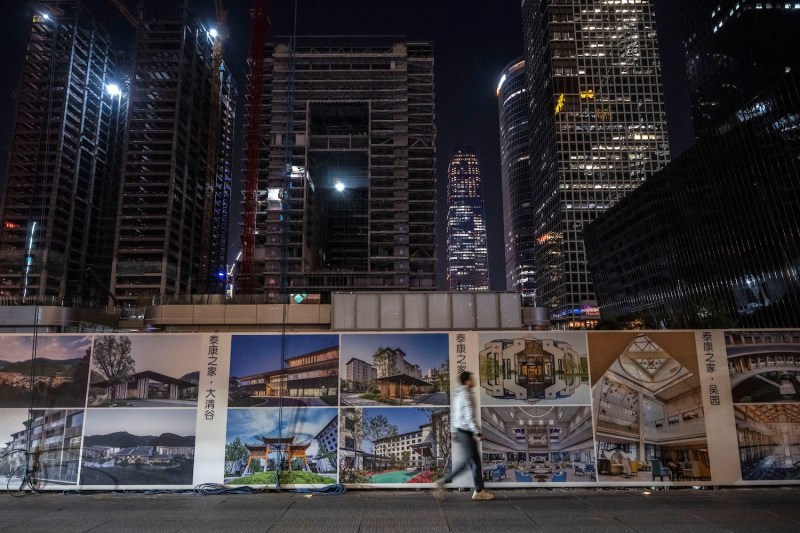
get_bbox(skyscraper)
[521,0,670,326]
[0,1,124,304]
[246,37,436,301]
[109,5,236,311]
[496,58,534,302]
[446,147,489,292]
[681,0,800,138]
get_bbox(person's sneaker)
[432,479,446,500]
[472,490,495,501]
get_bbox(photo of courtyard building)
[340,334,449,406]
[228,335,339,407]
[88,335,201,408]
[339,407,450,484]
[478,332,590,406]
[590,332,712,483]
[224,407,338,485]
[0,335,92,408]
[480,406,595,483]
[0,408,83,487]
[79,409,196,486]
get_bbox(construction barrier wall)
[1,329,797,489]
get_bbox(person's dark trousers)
[444,429,485,491]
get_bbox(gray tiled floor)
[0,487,799,532]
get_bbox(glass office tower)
[521,0,670,326]
[446,147,490,291]
[497,58,534,303]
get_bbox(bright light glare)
[106,83,121,97]
[334,181,345,192]
[42,13,50,20]
[209,28,219,38]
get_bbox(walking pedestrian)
[434,371,494,501]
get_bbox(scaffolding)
[244,36,436,301]
[109,2,236,312]
[0,0,124,306]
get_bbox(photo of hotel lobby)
[736,404,800,481]
[590,333,711,483]
[480,406,595,483]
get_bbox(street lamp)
[334,181,345,192]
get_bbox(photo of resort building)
[224,407,338,485]
[477,332,590,406]
[79,409,196,486]
[725,330,800,403]
[340,334,449,406]
[228,335,338,407]
[589,332,711,483]
[0,335,92,408]
[480,406,595,483]
[339,407,450,484]
[735,404,800,481]
[88,335,201,407]
[0,408,83,487]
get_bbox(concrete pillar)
[138,377,149,399]
[170,384,179,400]
[638,391,646,460]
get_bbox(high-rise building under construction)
[109,4,236,311]
[244,36,436,301]
[0,0,125,305]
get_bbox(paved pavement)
[1,487,799,532]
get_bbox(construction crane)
[110,0,138,27]
[198,0,227,293]
[240,0,270,294]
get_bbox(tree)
[92,336,135,399]
[363,414,398,445]
[225,437,249,472]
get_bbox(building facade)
[345,357,377,385]
[246,36,436,301]
[0,1,125,305]
[237,345,339,399]
[446,147,489,291]
[109,4,236,311]
[3,409,84,484]
[497,59,534,302]
[681,0,800,138]
[585,73,800,328]
[373,347,422,379]
[521,0,670,324]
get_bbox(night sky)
[0,1,693,291]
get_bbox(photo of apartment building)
[725,330,800,403]
[339,407,450,484]
[480,406,595,483]
[0,408,83,486]
[340,334,449,406]
[478,332,590,406]
[229,335,339,407]
[589,332,711,483]
[736,404,800,481]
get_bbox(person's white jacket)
[451,385,480,434]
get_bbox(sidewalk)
[1,487,798,532]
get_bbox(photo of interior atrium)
[480,406,594,483]
[592,335,711,482]
[736,404,800,481]
[726,331,800,403]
